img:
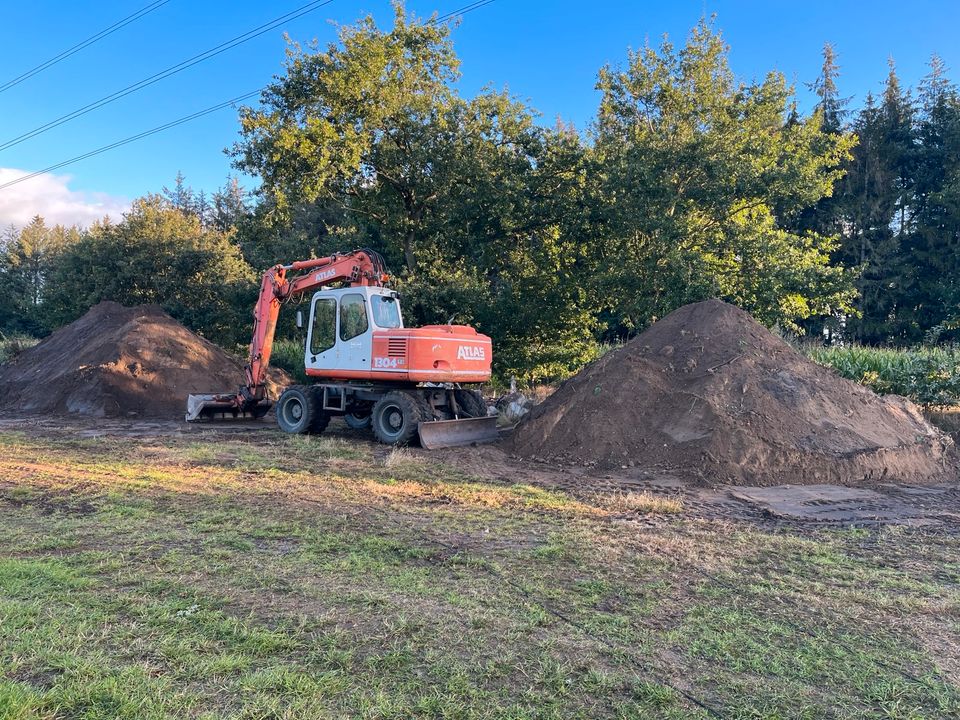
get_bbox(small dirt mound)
[509,300,957,487]
[0,302,279,419]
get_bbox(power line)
[0,0,173,94]
[0,0,336,153]
[0,0,499,192]
[0,91,260,192]
[434,0,496,23]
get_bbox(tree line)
[2,5,959,381]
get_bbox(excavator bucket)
[185,393,271,422]
[417,415,499,450]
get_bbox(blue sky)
[1,0,959,227]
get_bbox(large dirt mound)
[0,302,273,419]
[510,300,957,486]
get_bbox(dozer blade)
[418,415,499,450]
[185,393,271,422]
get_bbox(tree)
[592,20,857,334]
[0,216,80,335]
[836,61,917,342]
[809,43,849,134]
[791,43,853,251]
[212,176,251,233]
[902,55,960,339]
[233,3,459,273]
[162,171,194,214]
[232,2,600,380]
[44,196,256,346]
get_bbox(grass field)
[1,425,959,719]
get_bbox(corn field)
[806,345,960,407]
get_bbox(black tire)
[276,386,317,434]
[454,389,487,418]
[371,391,427,446]
[307,387,331,434]
[344,412,372,431]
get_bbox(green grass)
[806,343,960,406]
[0,428,957,718]
[0,333,38,364]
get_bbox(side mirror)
[295,310,304,329]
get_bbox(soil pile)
[0,302,279,418]
[510,300,957,486]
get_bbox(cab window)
[339,293,369,341]
[310,298,336,355]
[371,295,402,328]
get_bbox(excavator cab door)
[305,290,375,375]
[305,295,338,371]
[335,292,373,371]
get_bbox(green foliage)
[12,6,960,382]
[807,344,960,406]
[0,217,81,335]
[233,3,601,381]
[270,339,309,384]
[827,55,960,345]
[43,196,257,347]
[0,332,39,364]
[592,20,858,335]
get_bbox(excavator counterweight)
[186,249,498,449]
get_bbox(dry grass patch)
[599,491,683,515]
[363,477,599,516]
[381,447,426,471]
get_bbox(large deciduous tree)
[592,21,857,334]
[232,2,599,380]
[233,3,459,274]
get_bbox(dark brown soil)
[508,299,958,487]
[0,301,282,419]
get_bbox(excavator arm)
[186,249,389,420]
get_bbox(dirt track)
[4,413,959,532]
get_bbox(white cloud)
[0,168,130,229]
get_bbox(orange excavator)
[186,249,498,448]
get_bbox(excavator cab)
[304,286,402,377]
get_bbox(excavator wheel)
[344,412,372,431]
[371,391,429,446]
[454,389,487,418]
[307,387,331,434]
[276,386,321,434]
